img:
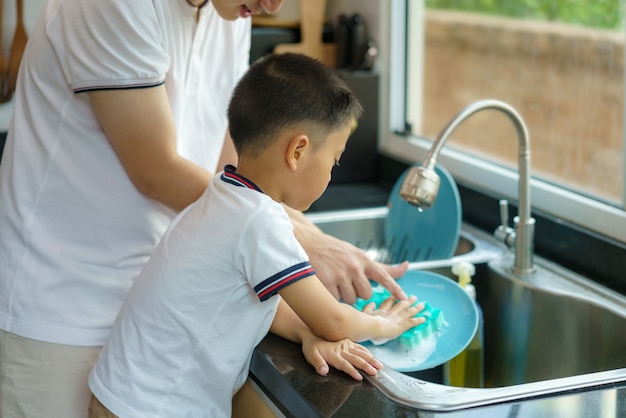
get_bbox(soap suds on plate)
[367,333,440,370]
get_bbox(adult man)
[0,1,407,417]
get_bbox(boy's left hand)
[301,334,383,381]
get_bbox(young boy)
[88,53,424,418]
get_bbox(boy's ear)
[285,134,310,171]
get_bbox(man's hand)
[286,206,409,304]
[306,232,409,304]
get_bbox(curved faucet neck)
[419,99,535,274]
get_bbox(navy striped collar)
[220,165,263,192]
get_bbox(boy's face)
[211,0,285,21]
[292,123,352,211]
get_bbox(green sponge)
[352,285,390,311]
[398,305,445,349]
[352,286,446,349]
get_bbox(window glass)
[406,0,625,204]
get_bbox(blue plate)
[385,165,462,263]
[363,270,478,372]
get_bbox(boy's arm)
[270,299,383,380]
[277,275,423,344]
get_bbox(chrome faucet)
[399,99,535,275]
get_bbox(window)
[381,0,626,243]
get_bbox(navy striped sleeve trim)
[74,80,165,94]
[220,165,262,192]
[254,262,315,302]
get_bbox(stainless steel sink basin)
[306,207,626,411]
[307,206,501,268]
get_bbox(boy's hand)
[300,335,383,381]
[362,296,425,342]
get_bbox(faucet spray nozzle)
[399,165,441,209]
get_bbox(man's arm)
[215,129,238,173]
[90,85,405,304]
[88,86,213,212]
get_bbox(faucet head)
[399,165,440,209]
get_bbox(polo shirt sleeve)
[51,0,169,92]
[241,203,315,302]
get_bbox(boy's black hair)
[228,52,363,156]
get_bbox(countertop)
[249,181,626,418]
[250,334,626,418]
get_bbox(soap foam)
[367,333,439,370]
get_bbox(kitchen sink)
[306,207,626,411]
[307,206,500,269]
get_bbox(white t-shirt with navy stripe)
[0,0,250,346]
[89,166,313,417]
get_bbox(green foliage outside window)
[425,0,624,30]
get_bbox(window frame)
[378,0,626,244]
